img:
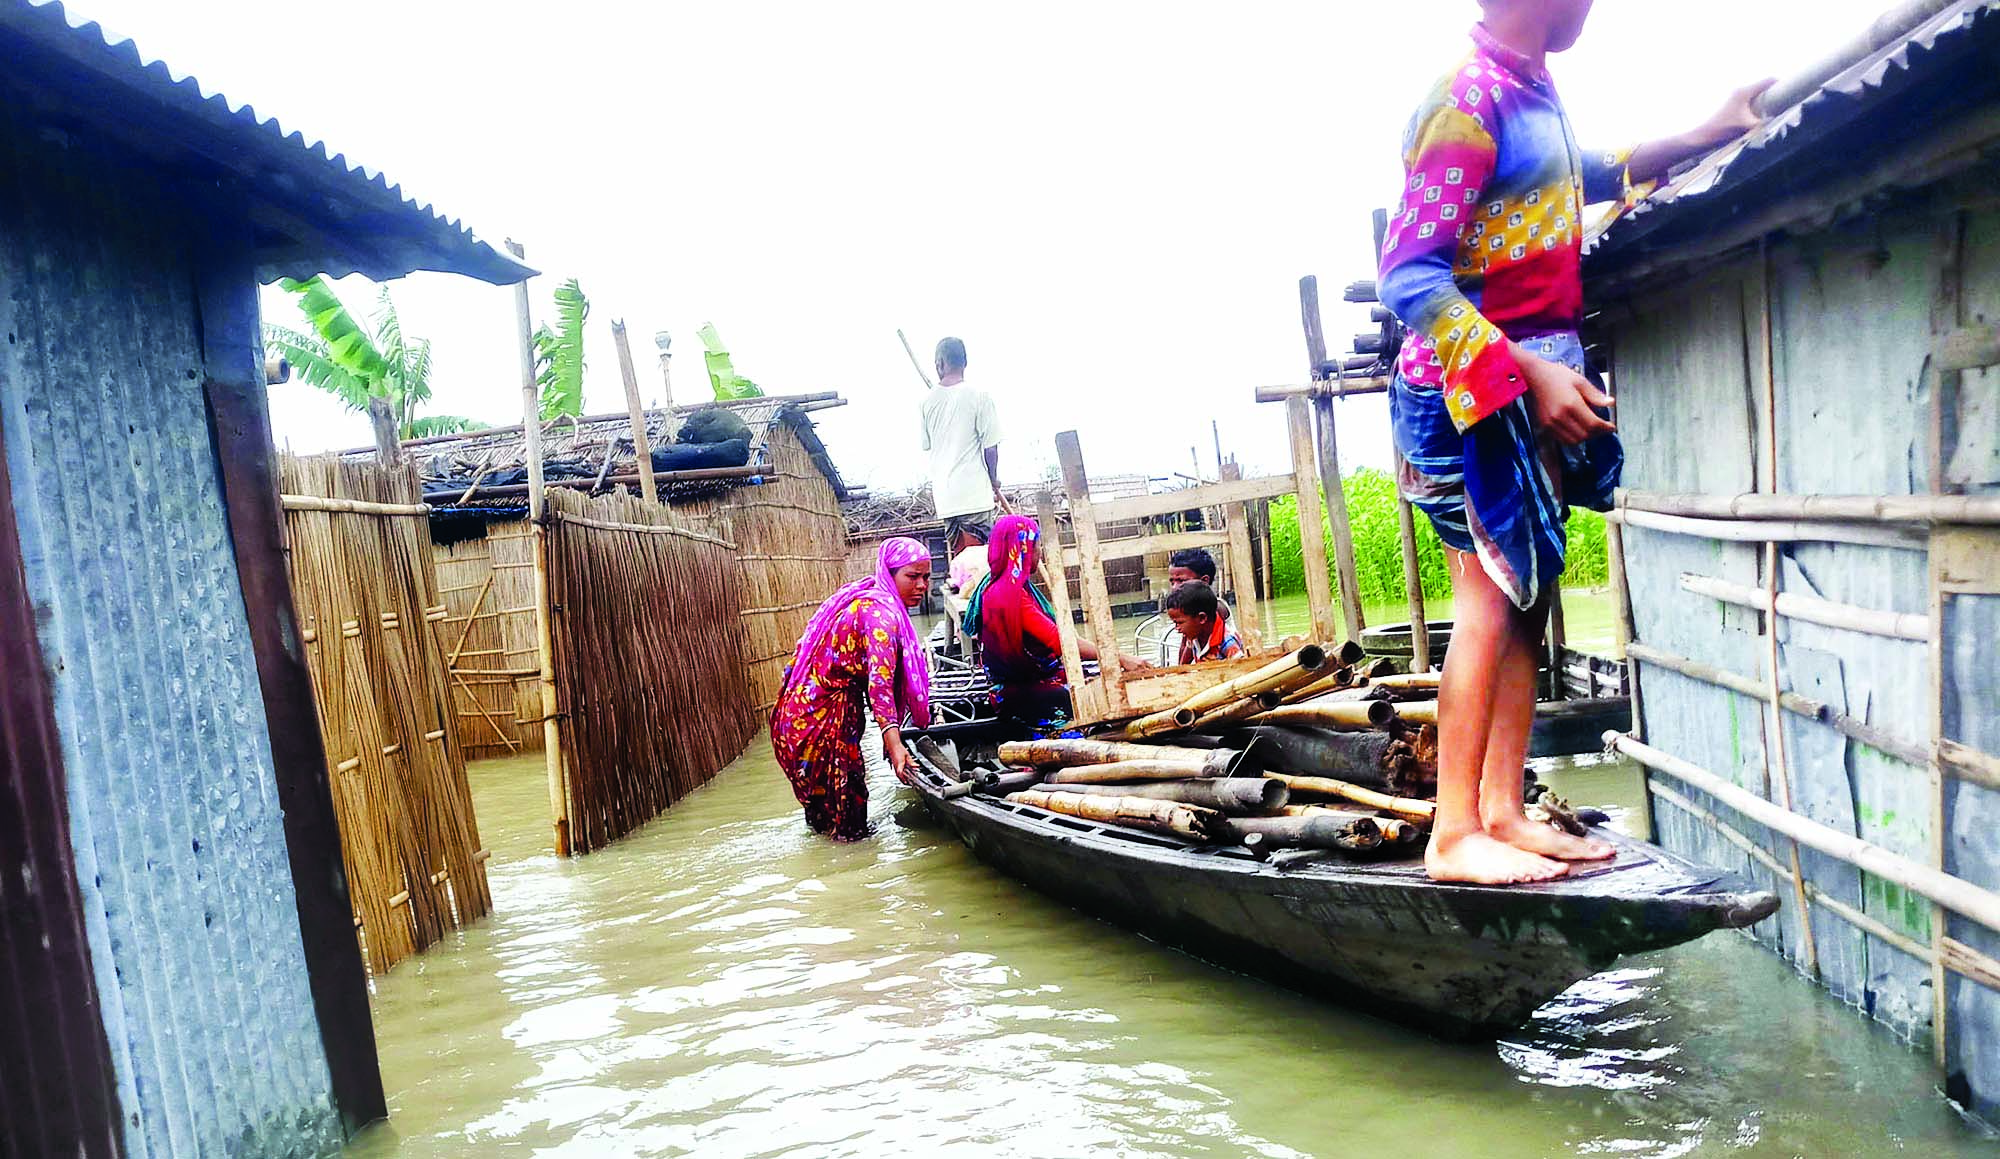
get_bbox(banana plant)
[264,276,482,438]
[532,278,588,421]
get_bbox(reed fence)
[280,455,492,974]
[545,488,759,854]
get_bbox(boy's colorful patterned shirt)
[1378,24,1647,431]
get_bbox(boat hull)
[910,752,1777,1038]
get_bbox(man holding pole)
[920,336,1004,553]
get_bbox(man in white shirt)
[920,336,1003,553]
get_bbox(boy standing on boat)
[1378,0,1769,884]
[921,336,1005,554]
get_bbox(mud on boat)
[905,725,1778,1038]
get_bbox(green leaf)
[263,323,375,411]
[281,276,392,392]
[534,278,588,420]
[404,414,486,438]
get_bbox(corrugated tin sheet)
[1586,0,2000,277]
[0,102,342,1156]
[0,0,531,286]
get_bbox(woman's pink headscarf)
[781,536,932,727]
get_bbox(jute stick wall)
[435,523,542,757]
[544,489,759,854]
[681,424,848,710]
[279,455,492,974]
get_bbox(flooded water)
[346,741,1994,1158]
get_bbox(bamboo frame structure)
[1680,571,1930,642]
[280,455,491,974]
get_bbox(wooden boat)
[905,728,1778,1038]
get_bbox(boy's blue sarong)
[1389,332,1622,610]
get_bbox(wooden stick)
[1219,463,1263,651]
[446,576,494,668]
[1263,771,1435,821]
[1285,397,1340,645]
[1311,395,1366,643]
[897,328,936,390]
[1035,490,1088,704]
[998,738,1242,777]
[611,320,659,503]
[1611,732,2000,936]
[1056,431,1125,716]
[1680,571,1928,642]
[1249,699,1397,730]
[1037,777,1288,812]
[1607,506,1923,551]
[1618,488,2000,525]
[1007,790,1229,842]
[508,239,569,857]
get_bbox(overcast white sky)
[65,0,1891,491]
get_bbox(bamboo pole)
[508,239,569,857]
[611,320,658,504]
[1606,506,1923,551]
[1610,732,2000,935]
[896,328,936,390]
[1249,700,1397,730]
[1680,571,1929,642]
[1056,431,1126,716]
[1618,488,2000,525]
[1311,395,1367,643]
[1185,692,1281,734]
[1285,397,1340,645]
[1278,666,1356,705]
[1156,644,1328,724]
[1007,790,1229,842]
[278,495,430,517]
[1263,772,1435,821]
[1036,777,1287,812]
[1223,812,1382,852]
[1043,759,1214,783]
[998,738,1243,777]
[1035,490,1089,701]
[1220,462,1263,651]
[1393,467,1431,672]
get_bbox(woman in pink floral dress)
[771,537,932,840]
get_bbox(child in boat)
[1165,582,1243,665]
[1378,0,1769,884]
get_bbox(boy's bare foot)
[1487,814,1615,862]
[1426,831,1568,884]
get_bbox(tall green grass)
[1265,467,1608,602]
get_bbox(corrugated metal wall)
[0,108,343,1154]
[1606,191,2000,1116]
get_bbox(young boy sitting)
[1165,582,1244,665]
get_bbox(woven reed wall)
[281,455,493,974]
[434,523,542,757]
[682,424,848,710]
[545,489,759,854]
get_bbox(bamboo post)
[1312,395,1367,643]
[1394,471,1431,672]
[1755,239,1818,977]
[654,333,679,441]
[1926,211,1969,1066]
[508,240,569,857]
[1055,431,1125,716]
[611,321,658,503]
[1285,397,1339,645]
[1035,490,1089,702]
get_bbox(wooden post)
[1036,490,1089,713]
[1284,397,1339,644]
[1927,210,1968,1067]
[1394,470,1430,672]
[611,321,658,503]
[1608,516,1643,741]
[367,395,402,465]
[1220,462,1261,650]
[654,334,679,438]
[508,240,569,857]
[1312,396,1367,643]
[1055,431,1125,716]
[1756,238,1818,977]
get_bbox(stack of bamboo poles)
[966,645,1446,857]
[434,522,543,756]
[279,454,493,974]
[544,488,759,854]
[679,422,848,712]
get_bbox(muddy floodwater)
[346,737,1995,1158]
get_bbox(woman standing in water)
[771,538,932,841]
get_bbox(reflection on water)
[348,741,1991,1158]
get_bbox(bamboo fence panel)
[280,454,492,974]
[545,488,760,854]
[433,525,544,755]
[681,426,849,710]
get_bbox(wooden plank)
[1285,397,1339,643]
[1312,395,1366,643]
[1220,463,1262,651]
[1036,491,1092,719]
[1088,474,1296,524]
[1056,431,1125,715]
[1059,527,1229,568]
[1101,653,1277,720]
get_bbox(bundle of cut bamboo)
[544,488,759,854]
